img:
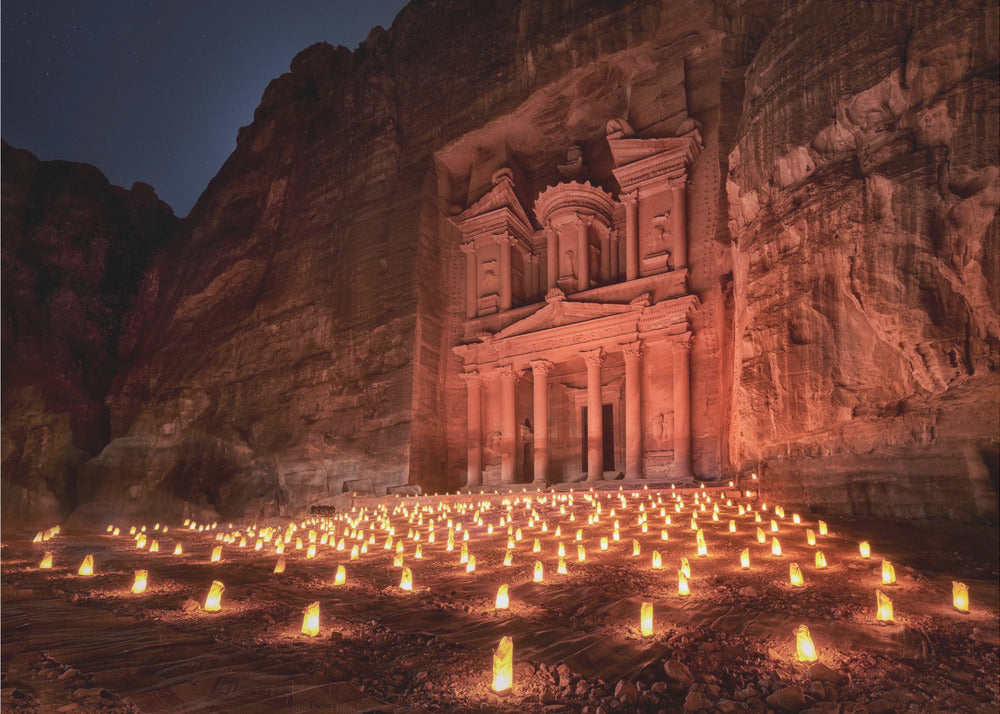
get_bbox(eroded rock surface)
[3,0,997,524]
[727,0,1000,518]
[1,142,178,525]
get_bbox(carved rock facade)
[3,0,996,523]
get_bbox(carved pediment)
[492,291,636,340]
[452,168,533,236]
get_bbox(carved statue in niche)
[484,430,503,459]
[520,418,534,479]
[561,248,576,279]
[558,144,585,181]
[481,260,499,295]
[648,412,672,450]
[648,213,671,252]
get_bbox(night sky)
[2,1,409,217]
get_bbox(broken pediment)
[452,168,534,237]
[490,289,637,340]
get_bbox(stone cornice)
[534,181,615,228]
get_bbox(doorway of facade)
[581,404,615,473]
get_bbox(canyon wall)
[1,142,178,526]
[3,0,996,525]
[727,0,1000,519]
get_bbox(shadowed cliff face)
[1,142,178,525]
[4,0,996,525]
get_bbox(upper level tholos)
[451,119,703,321]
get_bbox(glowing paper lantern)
[558,542,566,557]
[632,539,640,556]
[400,567,413,591]
[771,538,782,556]
[740,548,750,569]
[696,529,707,557]
[953,581,969,613]
[503,550,513,566]
[415,544,423,559]
[806,529,816,546]
[815,551,827,568]
[875,590,894,622]
[600,537,609,551]
[859,541,871,559]
[274,556,286,574]
[460,542,469,564]
[78,555,94,576]
[770,519,779,533]
[302,601,320,636]
[794,624,818,662]
[532,539,541,553]
[173,543,183,555]
[306,544,317,559]
[466,555,476,573]
[818,520,828,536]
[334,565,346,585]
[756,527,766,544]
[678,570,690,596]
[729,520,736,533]
[577,545,586,562]
[492,636,513,694]
[496,584,509,609]
[557,556,568,575]
[39,552,53,569]
[680,557,691,579]
[640,602,653,636]
[204,580,224,612]
[394,553,404,568]
[533,561,544,582]
[789,563,804,587]
[651,550,662,569]
[149,540,160,553]
[211,546,222,563]
[881,560,896,585]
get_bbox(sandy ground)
[2,486,998,713]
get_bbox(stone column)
[582,348,604,481]
[622,191,639,281]
[670,181,687,270]
[498,364,517,484]
[545,222,558,290]
[497,232,513,311]
[576,214,592,291]
[672,334,692,480]
[464,370,483,487]
[599,228,611,285]
[530,360,553,484]
[622,341,643,480]
[461,241,478,319]
[609,227,621,281]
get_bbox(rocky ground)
[2,487,998,713]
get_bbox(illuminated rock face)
[4,0,997,523]
[727,1,999,519]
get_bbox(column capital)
[619,190,639,207]
[668,176,688,191]
[493,231,514,247]
[460,241,477,255]
[580,347,604,367]
[575,212,595,228]
[530,359,555,376]
[496,363,518,380]
[669,332,693,352]
[461,369,483,385]
[621,340,644,360]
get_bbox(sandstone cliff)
[727,0,999,519]
[5,0,996,525]
[1,142,178,525]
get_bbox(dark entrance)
[581,404,615,473]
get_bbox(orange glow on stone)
[640,602,653,636]
[876,590,894,622]
[953,581,969,613]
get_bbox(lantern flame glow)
[795,624,818,662]
[131,569,148,594]
[875,590,894,622]
[301,601,320,636]
[640,601,653,636]
[205,580,224,612]
[492,636,513,694]
[78,554,94,576]
[496,584,509,609]
[952,581,969,613]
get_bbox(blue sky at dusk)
[2,1,409,216]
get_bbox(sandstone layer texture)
[4,0,997,525]
[1,142,178,526]
[727,0,1000,518]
